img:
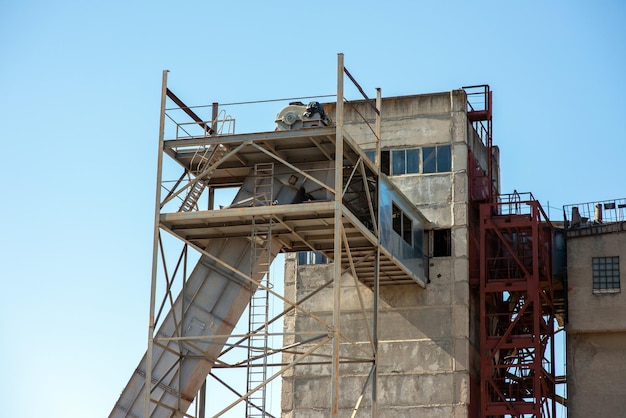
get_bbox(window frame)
[392,201,413,245]
[592,256,620,294]
[369,145,451,177]
[422,145,451,174]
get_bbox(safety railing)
[563,197,626,229]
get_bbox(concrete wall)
[282,91,493,417]
[566,332,626,418]
[566,225,626,418]
[567,226,626,332]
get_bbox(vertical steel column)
[532,203,542,414]
[478,204,488,418]
[371,87,382,418]
[375,88,382,169]
[211,102,219,134]
[331,52,344,417]
[145,69,169,414]
[198,381,206,418]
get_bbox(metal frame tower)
[478,195,558,417]
[111,54,429,418]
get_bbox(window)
[391,148,419,175]
[592,256,620,293]
[298,252,328,265]
[373,146,451,176]
[392,202,413,245]
[381,150,390,175]
[433,229,452,257]
[422,145,451,173]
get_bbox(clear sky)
[0,1,624,416]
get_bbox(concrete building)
[563,200,626,418]
[282,90,499,417]
[111,57,565,417]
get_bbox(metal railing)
[563,197,626,229]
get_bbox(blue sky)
[0,1,624,416]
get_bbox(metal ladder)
[246,163,274,417]
[178,143,228,212]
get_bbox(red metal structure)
[478,194,557,417]
[464,86,558,417]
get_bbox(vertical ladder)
[178,144,228,212]
[247,163,274,417]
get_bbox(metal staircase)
[479,194,557,417]
[246,163,274,417]
[178,143,228,212]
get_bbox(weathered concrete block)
[453,281,469,305]
[452,143,468,171]
[452,226,468,258]
[380,282,451,307]
[452,305,469,338]
[378,372,455,406]
[453,209,467,238]
[453,336,470,372]
[453,258,469,282]
[281,378,294,411]
[378,307,453,341]
[378,339,454,374]
[454,371,470,404]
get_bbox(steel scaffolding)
[110,54,429,417]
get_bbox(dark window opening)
[592,256,620,293]
[433,229,452,257]
[392,202,413,245]
[403,212,413,245]
[392,203,402,235]
[381,150,390,175]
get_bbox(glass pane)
[593,256,621,290]
[407,148,419,173]
[392,150,406,175]
[437,145,451,172]
[402,213,412,244]
[392,203,402,235]
[423,147,436,173]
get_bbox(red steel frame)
[478,194,557,417]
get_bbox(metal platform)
[161,200,423,287]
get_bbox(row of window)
[298,228,451,266]
[366,145,452,176]
[298,251,621,297]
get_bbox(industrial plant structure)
[562,200,626,418]
[110,54,580,417]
